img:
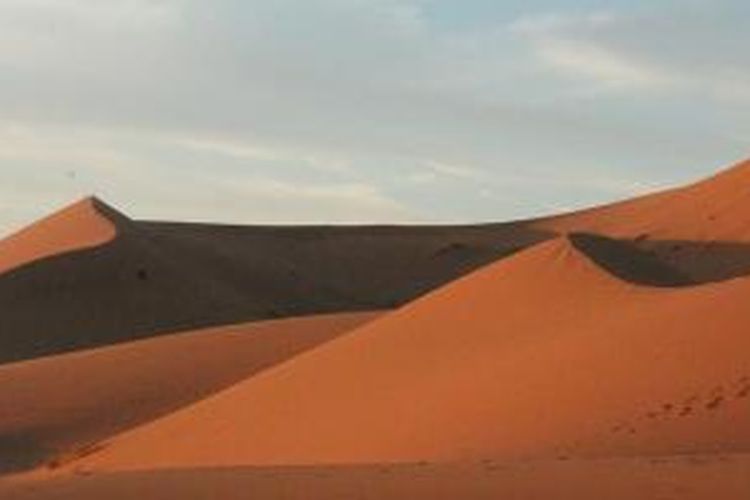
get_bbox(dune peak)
[0,196,124,276]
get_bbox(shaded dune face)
[0,312,380,474]
[0,206,549,364]
[567,233,692,286]
[59,234,750,471]
[535,159,750,282]
[0,197,117,276]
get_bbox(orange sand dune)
[3,158,750,366]
[0,197,546,364]
[535,158,750,281]
[0,312,379,474]
[0,197,116,276]
[538,158,750,240]
[4,455,749,500]
[61,234,750,472]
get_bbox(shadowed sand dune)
[538,159,750,240]
[0,312,379,474]
[567,233,692,286]
[3,159,750,364]
[3,455,749,500]
[55,233,750,471]
[0,199,548,364]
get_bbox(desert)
[2,160,750,498]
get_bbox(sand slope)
[536,158,750,281]
[59,233,750,471]
[539,159,750,240]
[0,198,116,276]
[0,312,379,474]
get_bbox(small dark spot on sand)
[705,396,724,410]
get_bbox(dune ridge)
[538,158,750,240]
[56,233,750,472]
[0,197,118,277]
[536,158,750,281]
[3,158,750,365]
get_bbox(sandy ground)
[3,454,750,500]
[0,312,380,474]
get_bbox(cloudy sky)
[0,0,747,233]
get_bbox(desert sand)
[3,455,750,500]
[0,198,115,277]
[56,234,750,471]
[536,158,750,281]
[0,198,547,364]
[2,158,750,499]
[0,312,379,474]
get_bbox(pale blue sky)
[0,0,747,233]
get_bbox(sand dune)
[4,455,749,500]
[3,159,750,364]
[56,232,750,471]
[536,158,750,281]
[3,158,750,499]
[538,159,750,239]
[0,312,379,474]
[0,197,116,277]
[0,200,547,364]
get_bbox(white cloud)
[532,39,675,90]
[511,7,750,102]
[0,121,416,232]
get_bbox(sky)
[0,0,748,233]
